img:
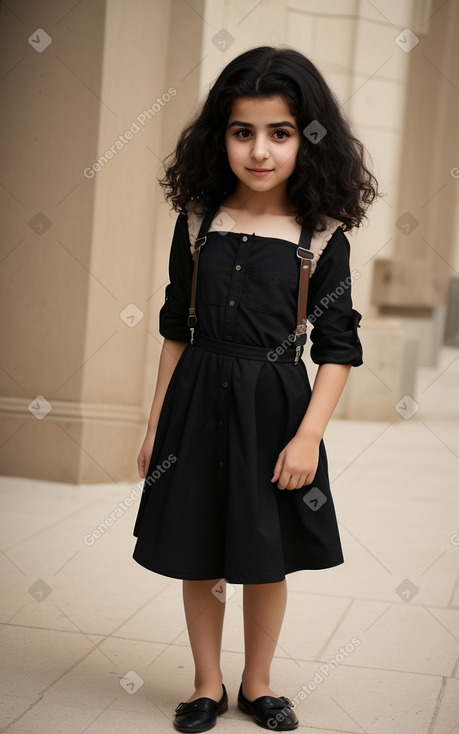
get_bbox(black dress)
[132,208,363,584]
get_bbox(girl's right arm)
[137,338,188,478]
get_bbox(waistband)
[192,331,304,364]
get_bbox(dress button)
[222,380,229,388]
[242,235,248,242]
[218,460,224,468]
[235,264,242,271]
[218,420,224,427]
[226,335,233,341]
[229,299,235,307]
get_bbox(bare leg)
[241,580,287,701]
[182,579,226,702]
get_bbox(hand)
[137,430,155,479]
[271,433,320,490]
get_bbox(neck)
[223,183,295,216]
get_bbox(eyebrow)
[227,120,296,129]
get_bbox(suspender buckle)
[188,310,197,343]
[296,246,314,261]
[194,235,207,251]
[294,327,306,365]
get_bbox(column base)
[0,397,145,483]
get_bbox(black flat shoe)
[237,683,299,730]
[174,684,228,732]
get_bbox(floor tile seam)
[0,641,105,733]
[426,675,448,734]
[447,567,459,608]
[0,692,109,709]
[76,696,119,734]
[314,598,355,660]
[1,497,109,553]
[0,692,44,734]
[1,589,177,721]
[0,601,171,730]
[0,604,27,631]
[0,622,106,637]
[267,656,456,678]
[0,666,450,730]
[37,586,173,643]
[288,592,459,612]
[0,622,181,645]
[107,638,458,678]
[1,595,457,637]
[223,706,363,733]
[104,580,176,638]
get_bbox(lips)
[247,168,274,177]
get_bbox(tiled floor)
[1,347,459,733]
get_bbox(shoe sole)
[238,699,299,730]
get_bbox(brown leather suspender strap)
[187,205,219,343]
[293,220,344,364]
[185,202,341,359]
[188,244,201,344]
[294,246,314,364]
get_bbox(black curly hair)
[160,46,379,231]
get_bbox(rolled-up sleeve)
[158,211,193,342]
[307,228,363,367]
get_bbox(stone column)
[372,0,459,365]
[0,0,205,482]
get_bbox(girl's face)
[224,95,301,198]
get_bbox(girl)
[133,46,377,732]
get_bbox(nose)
[251,134,269,161]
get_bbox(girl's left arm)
[272,228,362,490]
[271,362,351,490]
[297,362,352,440]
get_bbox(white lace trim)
[309,218,343,276]
[185,203,343,271]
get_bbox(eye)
[273,129,290,140]
[234,128,252,138]
[231,128,292,140]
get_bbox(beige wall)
[0,0,205,482]
[1,0,458,482]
